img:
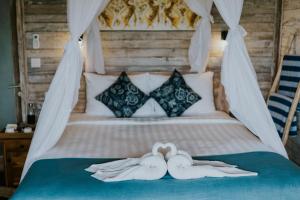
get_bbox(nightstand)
[0,133,33,187]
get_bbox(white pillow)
[84,73,156,117]
[183,72,216,115]
[149,72,216,116]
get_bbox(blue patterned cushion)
[268,93,297,137]
[150,70,201,117]
[95,72,149,118]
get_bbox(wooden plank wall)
[20,0,279,114]
[280,0,300,59]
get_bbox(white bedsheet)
[41,112,271,160]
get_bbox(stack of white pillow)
[84,72,216,117]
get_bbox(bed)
[11,112,300,200]
[16,0,300,197]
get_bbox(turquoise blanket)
[11,152,300,200]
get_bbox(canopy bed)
[11,0,300,199]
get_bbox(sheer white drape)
[22,0,109,179]
[214,0,287,157]
[185,0,214,73]
[84,0,109,73]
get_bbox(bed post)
[267,57,283,101]
[282,83,300,145]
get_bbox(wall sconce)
[221,30,228,40]
[78,34,84,49]
[219,30,228,51]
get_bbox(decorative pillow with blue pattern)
[150,70,201,117]
[95,72,150,118]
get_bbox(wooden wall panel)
[280,0,300,59]
[20,0,279,114]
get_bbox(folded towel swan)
[86,142,257,181]
[85,143,168,182]
[166,148,258,180]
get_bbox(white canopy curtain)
[184,0,214,73]
[83,0,109,74]
[22,0,110,179]
[213,0,287,157]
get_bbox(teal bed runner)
[11,152,300,200]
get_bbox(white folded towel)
[86,142,257,182]
[166,147,258,180]
[85,143,168,182]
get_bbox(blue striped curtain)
[268,93,297,136]
[278,55,300,98]
[268,55,300,137]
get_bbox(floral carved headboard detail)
[99,0,200,30]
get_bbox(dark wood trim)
[11,0,22,124]
[273,0,283,80]
[0,133,33,140]
[16,0,28,123]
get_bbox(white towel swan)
[166,146,258,180]
[86,142,257,181]
[85,143,168,182]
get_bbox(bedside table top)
[0,133,33,140]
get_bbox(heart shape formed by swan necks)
[152,142,178,157]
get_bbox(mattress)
[41,112,271,160]
[13,112,300,200]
